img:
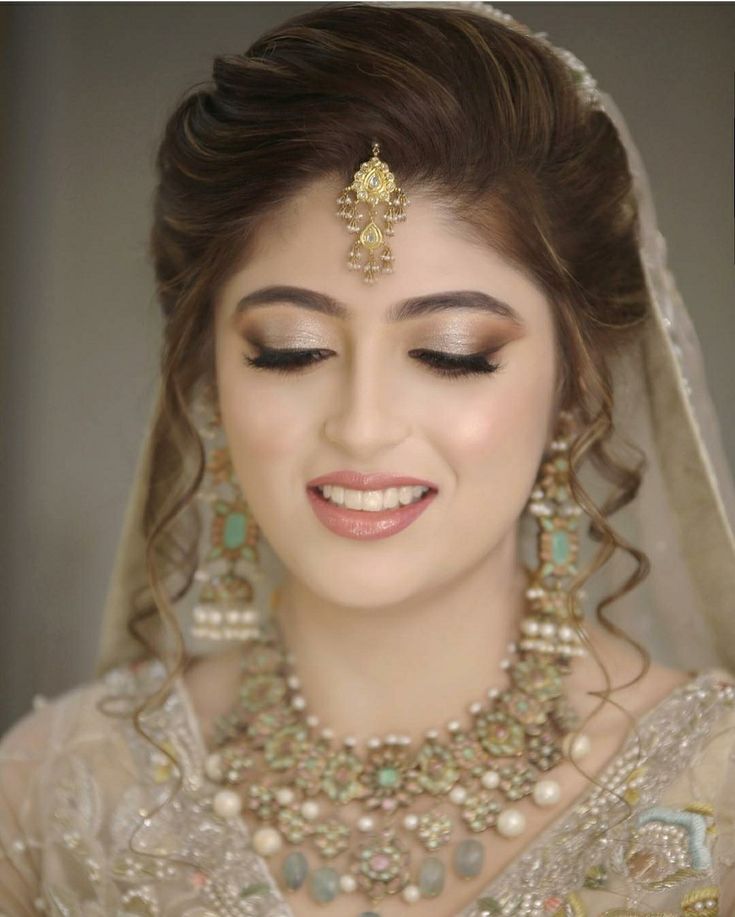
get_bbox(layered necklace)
[202,433,588,913]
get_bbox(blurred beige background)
[1,2,733,733]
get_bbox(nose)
[322,349,411,458]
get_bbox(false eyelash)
[242,346,502,379]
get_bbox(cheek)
[440,351,555,495]
[215,338,306,465]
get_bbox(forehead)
[219,177,550,325]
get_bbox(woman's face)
[214,178,558,608]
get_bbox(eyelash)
[241,347,502,379]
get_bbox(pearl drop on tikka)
[532,779,561,807]
[252,826,282,856]
[403,813,419,830]
[496,808,526,837]
[213,789,242,819]
[357,815,375,832]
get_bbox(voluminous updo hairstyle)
[134,2,652,685]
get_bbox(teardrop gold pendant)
[336,142,409,284]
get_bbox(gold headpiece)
[336,141,409,283]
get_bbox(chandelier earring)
[189,389,265,643]
[520,410,587,664]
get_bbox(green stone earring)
[191,392,265,643]
[521,412,587,662]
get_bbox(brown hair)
[132,2,652,722]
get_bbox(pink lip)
[306,486,437,541]
[307,471,438,491]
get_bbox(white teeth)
[316,484,430,511]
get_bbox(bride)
[2,3,734,915]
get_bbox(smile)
[306,485,436,540]
[315,484,430,512]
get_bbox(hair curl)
[129,3,654,758]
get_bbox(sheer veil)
[96,1,735,679]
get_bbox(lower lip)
[306,487,437,540]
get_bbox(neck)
[271,533,528,744]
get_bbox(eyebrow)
[234,285,524,325]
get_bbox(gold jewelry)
[204,416,591,911]
[336,141,409,284]
[190,392,264,643]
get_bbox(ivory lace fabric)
[2,660,735,917]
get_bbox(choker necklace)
[203,603,589,913]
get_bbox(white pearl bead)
[403,813,419,830]
[339,874,357,893]
[252,826,282,856]
[539,621,556,638]
[481,770,500,789]
[213,789,242,819]
[447,720,461,733]
[306,714,320,727]
[275,787,295,806]
[291,695,306,710]
[357,815,375,832]
[402,884,421,903]
[204,753,223,781]
[564,733,591,761]
[558,625,574,642]
[496,808,526,837]
[367,736,382,749]
[449,786,467,805]
[532,779,561,807]
[301,800,320,820]
[521,618,540,636]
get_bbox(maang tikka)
[336,141,409,284]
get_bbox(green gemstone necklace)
[203,606,589,912]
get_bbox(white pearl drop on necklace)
[339,874,357,893]
[213,788,242,819]
[481,770,500,789]
[402,884,421,903]
[563,732,592,761]
[275,787,295,806]
[449,785,467,805]
[496,808,526,837]
[301,800,320,820]
[532,778,561,807]
[252,826,282,856]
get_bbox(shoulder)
[0,656,172,804]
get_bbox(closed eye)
[242,346,502,379]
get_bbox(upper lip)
[307,471,438,492]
